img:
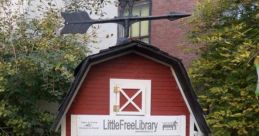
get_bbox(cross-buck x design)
[119,88,142,112]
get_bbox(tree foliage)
[0,0,109,135]
[189,0,259,135]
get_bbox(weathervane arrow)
[60,11,191,37]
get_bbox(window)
[110,79,151,116]
[118,0,151,43]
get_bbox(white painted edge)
[171,68,204,136]
[61,117,66,136]
[133,51,172,67]
[55,50,206,136]
[133,51,205,135]
[71,115,77,136]
[190,113,194,136]
[55,51,133,131]
[110,79,151,116]
[54,64,91,132]
[135,51,206,136]
[191,114,204,136]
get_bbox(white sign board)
[71,115,186,136]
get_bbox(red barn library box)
[52,40,210,136]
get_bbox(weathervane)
[118,0,135,16]
[61,0,190,40]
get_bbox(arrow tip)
[168,12,191,21]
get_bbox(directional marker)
[61,11,191,36]
[61,12,92,34]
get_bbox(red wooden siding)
[66,53,190,136]
[120,89,142,111]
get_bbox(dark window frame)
[117,0,152,44]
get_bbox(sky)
[4,0,118,54]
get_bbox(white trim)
[110,79,151,116]
[133,51,172,67]
[198,131,205,136]
[134,51,205,136]
[190,113,196,136]
[61,117,66,136]
[55,51,134,131]
[190,114,204,136]
[170,68,204,136]
[70,115,186,136]
[90,51,134,66]
[55,51,206,135]
[55,51,158,130]
[132,51,204,133]
[71,115,77,136]
[119,89,142,112]
[197,123,205,136]
[55,65,91,132]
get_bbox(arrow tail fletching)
[61,23,91,34]
[61,11,91,34]
[62,11,91,23]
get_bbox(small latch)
[114,85,120,93]
[113,105,120,112]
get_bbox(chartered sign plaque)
[71,115,186,136]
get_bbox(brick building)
[117,0,198,66]
[51,1,210,136]
[151,0,197,66]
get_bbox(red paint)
[120,89,142,111]
[65,54,190,136]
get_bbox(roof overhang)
[51,40,210,135]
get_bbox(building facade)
[51,0,211,135]
[150,0,197,66]
[3,0,198,66]
[114,0,197,67]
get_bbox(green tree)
[189,0,259,135]
[0,0,109,135]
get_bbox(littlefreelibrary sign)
[53,1,210,135]
[71,115,186,136]
[51,41,210,136]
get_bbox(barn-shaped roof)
[51,40,210,135]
